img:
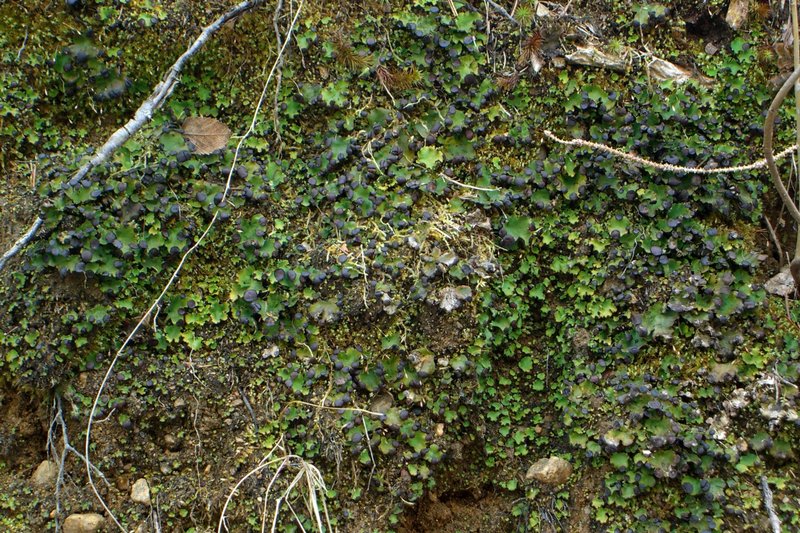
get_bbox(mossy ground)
[1,1,799,531]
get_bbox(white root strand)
[544,129,799,175]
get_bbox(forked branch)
[765,66,800,286]
[764,66,800,229]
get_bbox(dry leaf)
[182,117,232,155]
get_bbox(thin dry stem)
[761,475,782,533]
[763,215,786,267]
[486,0,520,25]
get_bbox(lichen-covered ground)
[1,1,799,531]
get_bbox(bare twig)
[764,66,800,227]
[0,216,43,271]
[281,399,385,418]
[362,417,376,491]
[220,439,331,533]
[48,394,110,533]
[792,260,800,297]
[83,2,305,530]
[16,28,28,62]
[238,385,259,432]
[0,0,269,274]
[763,215,786,267]
[486,0,521,25]
[446,0,458,17]
[151,494,163,533]
[761,476,782,533]
[791,0,800,255]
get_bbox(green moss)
[1,1,799,531]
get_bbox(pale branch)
[764,66,800,228]
[763,214,785,267]
[238,384,259,432]
[791,1,800,243]
[0,215,43,271]
[0,0,267,275]
[486,0,521,25]
[545,129,800,176]
[760,475,782,533]
[83,2,306,530]
[16,28,28,62]
[68,0,267,187]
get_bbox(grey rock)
[536,3,551,17]
[163,433,181,452]
[725,0,749,30]
[410,349,436,376]
[526,456,573,485]
[706,413,731,440]
[439,288,461,312]
[765,268,795,297]
[63,513,105,533]
[723,388,750,415]
[704,42,719,56]
[31,460,58,487]
[708,363,738,384]
[438,286,472,312]
[369,393,393,415]
[437,251,459,267]
[130,478,151,505]
[691,334,713,349]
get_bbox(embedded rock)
[706,412,731,440]
[725,0,749,30]
[63,513,105,533]
[437,286,472,312]
[708,363,738,384]
[31,459,58,487]
[526,456,573,485]
[130,477,151,505]
[765,267,795,297]
[369,393,393,415]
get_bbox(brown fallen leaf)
[182,116,232,155]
